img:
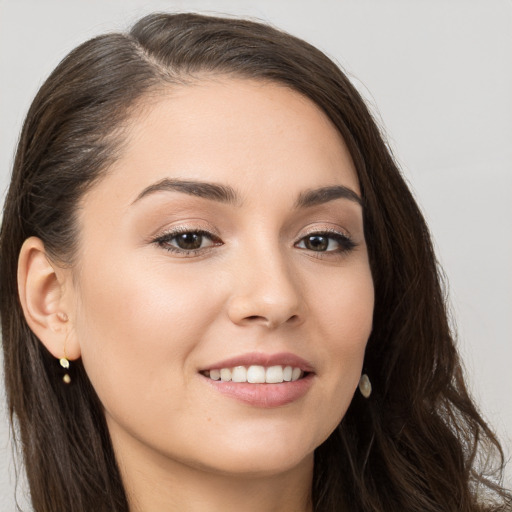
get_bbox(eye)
[295,231,355,253]
[153,229,221,255]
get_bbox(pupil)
[177,233,202,250]
[306,235,328,251]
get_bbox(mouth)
[198,353,315,407]
[200,365,309,384]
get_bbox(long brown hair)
[0,13,510,512]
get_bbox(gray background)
[1,0,511,508]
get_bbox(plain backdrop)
[1,0,511,508]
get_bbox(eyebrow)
[132,178,363,209]
[294,185,363,208]
[132,178,240,206]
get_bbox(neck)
[113,432,314,512]
[128,465,313,512]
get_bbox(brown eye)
[303,235,329,251]
[175,233,204,250]
[295,231,356,254]
[154,229,220,254]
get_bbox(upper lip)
[200,352,315,373]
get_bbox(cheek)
[316,260,374,348]
[73,257,220,403]
[309,261,374,407]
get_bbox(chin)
[181,426,323,478]
[195,448,315,478]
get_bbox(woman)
[0,12,510,512]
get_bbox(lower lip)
[201,373,314,408]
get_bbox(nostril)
[242,313,301,328]
[228,294,304,328]
[285,314,301,325]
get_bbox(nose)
[226,246,305,329]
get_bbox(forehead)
[83,77,360,210]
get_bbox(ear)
[17,237,81,361]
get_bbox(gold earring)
[56,313,71,383]
[59,354,71,384]
[358,374,372,398]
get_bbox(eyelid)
[297,225,351,240]
[150,221,221,242]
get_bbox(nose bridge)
[227,233,303,328]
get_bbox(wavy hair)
[0,12,510,512]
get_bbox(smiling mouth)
[201,365,308,384]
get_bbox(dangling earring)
[59,355,71,384]
[57,312,71,384]
[358,373,372,398]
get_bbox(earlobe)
[17,237,81,361]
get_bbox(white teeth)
[204,365,305,383]
[265,365,283,383]
[220,368,232,381]
[209,369,221,381]
[291,367,302,381]
[231,366,247,383]
[247,365,266,383]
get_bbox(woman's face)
[68,77,374,477]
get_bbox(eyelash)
[153,227,357,258]
[297,228,357,256]
[153,228,222,257]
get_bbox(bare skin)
[19,77,374,511]
[118,431,313,512]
